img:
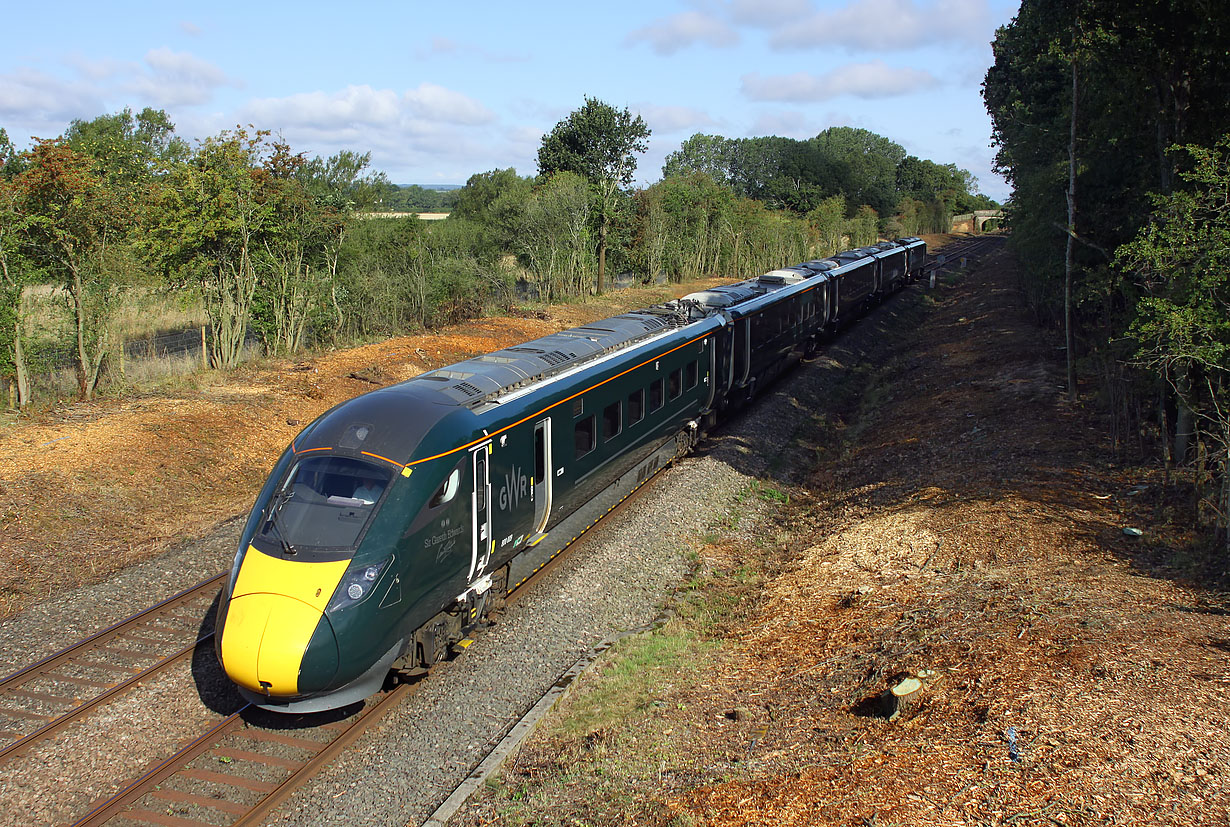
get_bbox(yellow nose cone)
[219,548,349,696]
[220,593,330,695]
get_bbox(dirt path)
[459,244,1230,825]
[0,278,738,621]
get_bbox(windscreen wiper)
[263,488,297,556]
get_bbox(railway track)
[53,468,659,827]
[922,234,1002,275]
[0,573,225,763]
[4,234,1006,827]
[67,686,414,827]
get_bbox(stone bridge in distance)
[950,210,1003,233]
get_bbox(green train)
[215,238,926,712]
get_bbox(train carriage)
[216,238,925,712]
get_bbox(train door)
[531,418,553,535]
[734,317,751,386]
[470,443,493,582]
[703,337,717,410]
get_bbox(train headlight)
[326,558,391,614]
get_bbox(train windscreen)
[258,456,393,551]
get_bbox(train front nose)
[220,593,338,697]
[217,548,350,699]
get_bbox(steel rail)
[66,684,415,827]
[0,573,225,763]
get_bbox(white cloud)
[242,83,494,132]
[404,82,495,125]
[418,36,529,64]
[771,0,993,50]
[728,0,813,28]
[134,48,236,106]
[244,86,400,129]
[747,110,815,138]
[0,49,233,141]
[429,36,459,55]
[634,104,717,134]
[179,21,203,36]
[0,67,104,136]
[625,11,738,55]
[742,62,939,101]
[235,83,507,181]
[66,54,131,82]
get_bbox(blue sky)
[0,0,1019,202]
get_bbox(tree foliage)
[4,102,965,411]
[984,0,1230,549]
[538,97,650,293]
[152,129,272,368]
[663,127,992,224]
[1119,139,1230,451]
[13,139,135,399]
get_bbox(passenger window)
[603,401,622,441]
[575,415,596,459]
[572,399,584,417]
[428,468,461,508]
[628,388,645,425]
[685,360,698,390]
[668,367,682,400]
[649,379,664,412]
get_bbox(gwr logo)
[636,455,660,485]
[499,465,529,511]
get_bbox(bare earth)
[663,248,1230,824]
[3,239,1227,825]
[459,243,1230,826]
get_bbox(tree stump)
[882,676,923,721]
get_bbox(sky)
[0,0,1020,202]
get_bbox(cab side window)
[429,466,461,508]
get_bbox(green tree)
[806,195,846,256]
[294,149,386,342]
[0,132,33,407]
[250,141,334,354]
[65,107,187,186]
[13,140,133,400]
[513,171,595,302]
[152,129,273,368]
[662,134,735,185]
[537,97,650,294]
[637,172,736,282]
[812,127,904,217]
[844,205,880,247]
[452,167,534,254]
[1118,136,1230,551]
[297,149,390,212]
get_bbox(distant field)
[361,211,450,220]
